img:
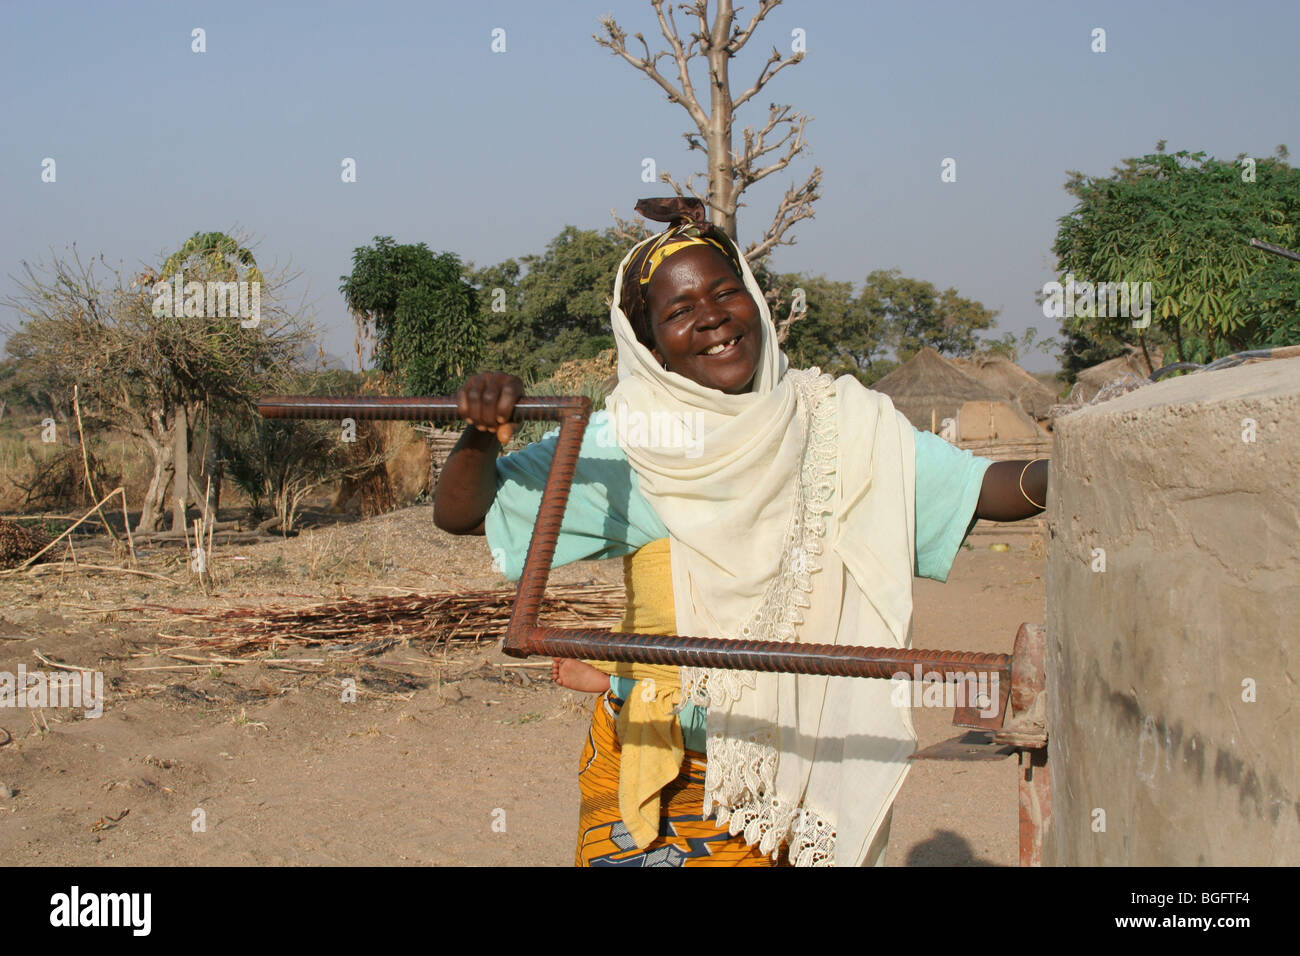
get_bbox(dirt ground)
[0,506,1044,866]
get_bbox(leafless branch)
[660,170,707,204]
[594,4,709,137]
[743,166,823,263]
[728,0,782,53]
[608,209,654,243]
[654,0,707,130]
[773,287,811,344]
[734,46,804,109]
[737,104,809,188]
[597,0,817,253]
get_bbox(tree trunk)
[707,0,737,239]
[136,407,178,534]
[1137,330,1153,374]
[137,442,174,534]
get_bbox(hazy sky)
[3,0,1297,372]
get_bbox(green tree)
[979,326,1060,364]
[770,268,997,382]
[339,237,482,395]
[776,272,885,381]
[465,259,526,375]
[463,227,628,379]
[515,227,625,371]
[1052,145,1300,371]
[162,231,265,287]
[861,269,997,361]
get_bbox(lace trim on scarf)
[703,730,837,866]
[679,367,840,866]
[680,367,838,707]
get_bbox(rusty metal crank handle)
[514,626,1011,683]
[257,395,590,423]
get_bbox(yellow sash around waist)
[584,536,684,850]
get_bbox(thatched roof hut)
[1074,346,1163,402]
[951,355,1059,421]
[956,400,1047,441]
[870,347,1005,430]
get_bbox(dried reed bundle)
[151,583,625,656]
[0,517,53,570]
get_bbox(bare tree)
[158,231,266,533]
[5,245,315,533]
[595,0,822,268]
[150,234,270,533]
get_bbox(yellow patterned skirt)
[575,689,787,867]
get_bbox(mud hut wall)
[1044,358,1300,864]
[956,401,1043,441]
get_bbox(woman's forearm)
[974,459,1048,522]
[432,426,501,535]
[433,371,526,535]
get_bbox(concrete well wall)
[1045,357,1299,865]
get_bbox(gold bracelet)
[1019,458,1047,510]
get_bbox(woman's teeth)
[703,336,740,356]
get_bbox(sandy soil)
[0,506,1044,866]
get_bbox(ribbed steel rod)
[257,395,587,423]
[506,406,590,640]
[520,626,1011,681]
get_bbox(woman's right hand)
[435,371,526,535]
[455,371,525,445]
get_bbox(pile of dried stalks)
[0,518,53,570]
[148,583,625,657]
[541,349,618,396]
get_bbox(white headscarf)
[606,229,919,866]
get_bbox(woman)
[434,198,1047,866]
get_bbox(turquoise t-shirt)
[484,409,992,752]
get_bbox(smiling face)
[644,245,763,394]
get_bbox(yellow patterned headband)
[635,226,734,286]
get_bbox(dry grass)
[123,583,624,657]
